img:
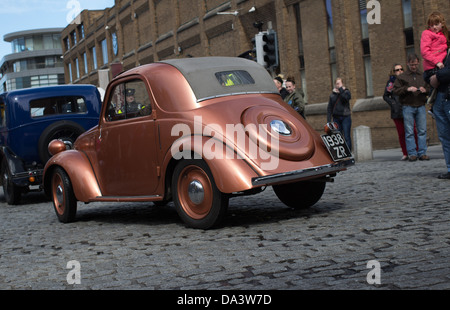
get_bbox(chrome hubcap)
[56,185,64,204]
[188,180,204,204]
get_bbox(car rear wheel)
[1,158,21,205]
[273,180,326,209]
[172,160,228,229]
[51,167,77,223]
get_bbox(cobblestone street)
[0,145,449,290]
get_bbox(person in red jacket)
[420,12,449,82]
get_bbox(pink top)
[420,29,448,71]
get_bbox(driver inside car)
[124,88,143,113]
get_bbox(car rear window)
[215,70,255,87]
[30,96,87,118]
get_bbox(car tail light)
[324,122,339,135]
[28,171,36,183]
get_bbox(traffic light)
[262,31,278,69]
[253,31,279,70]
[253,33,265,67]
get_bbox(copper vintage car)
[43,57,354,229]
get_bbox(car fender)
[168,135,259,194]
[43,150,101,202]
[1,146,26,176]
[0,146,34,187]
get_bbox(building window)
[12,34,62,53]
[82,52,88,75]
[75,58,80,79]
[78,24,85,40]
[359,0,373,97]
[64,37,70,51]
[12,38,26,53]
[68,62,73,82]
[402,0,415,55]
[294,3,307,102]
[325,0,337,84]
[101,39,108,65]
[112,32,118,56]
[91,46,97,70]
[71,31,77,46]
[43,35,54,49]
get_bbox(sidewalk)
[372,144,444,162]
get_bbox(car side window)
[29,96,87,118]
[106,80,152,122]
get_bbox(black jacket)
[327,87,351,122]
[435,51,450,99]
[383,77,403,119]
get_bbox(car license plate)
[321,132,352,161]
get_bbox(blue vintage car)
[0,85,102,204]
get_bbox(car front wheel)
[172,160,228,229]
[51,167,77,223]
[273,180,326,209]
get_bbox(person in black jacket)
[327,77,352,150]
[430,48,450,179]
[383,64,418,160]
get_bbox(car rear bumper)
[251,158,355,186]
[11,169,43,187]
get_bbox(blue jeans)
[402,105,427,157]
[333,115,352,151]
[433,92,450,172]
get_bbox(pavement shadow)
[74,202,181,227]
[67,197,344,229]
[219,198,344,229]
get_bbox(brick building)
[61,0,449,149]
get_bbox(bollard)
[353,125,373,161]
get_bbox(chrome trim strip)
[197,91,277,103]
[251,158,355,186]
[12,169,43,180]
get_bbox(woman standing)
[327,77,352,150]
[383,64,409,160]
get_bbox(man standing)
[394,54,430,161]
[284,76,306,119]
[430,50,450,179]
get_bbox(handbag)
[427,88,437,105]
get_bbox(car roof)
[160,57,278,102]
[0,84,98,99]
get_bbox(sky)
[0,0,115,60]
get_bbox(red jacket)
[420,29,448,71]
